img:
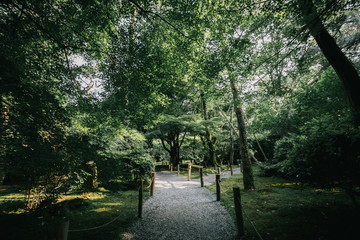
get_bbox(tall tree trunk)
[160,137,179,167]
[200,92,216,168]
[0,97,8,185]
[172,134,180,167]
[229,77,255,190]
[175,132,181,165]
[229,106,235,167]
[170,146,178,167]
[300,0,360,126]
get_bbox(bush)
[273,135,300,164]
[276,135,312,180]
[121,149,155,181]
[272,132,360,190]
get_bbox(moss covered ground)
[207,166,359,240]
[1,165,359,240]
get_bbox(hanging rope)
[217,176,264,240]
[68,212,123,232]
[239,197,265,240]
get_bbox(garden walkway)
[123,168,241,240]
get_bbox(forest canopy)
[1,0,360,207]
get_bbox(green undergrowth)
[0,186,150,240]
[207,166,360,240]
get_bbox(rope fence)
[240,200,265,240]
[61,167,263,239]
[56,172,157,240]
[68,213,123,232]
[55,209,124,239]
[216,174,265,240]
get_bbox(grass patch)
[207,166,359,240]
[0,186,150,240]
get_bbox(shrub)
[272,132,360,191]
[121,149,155,181]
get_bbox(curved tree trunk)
[229,76,255,190]
[300,0,360,126]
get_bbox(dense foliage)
[1,0,360,208]
[262,69,360,190]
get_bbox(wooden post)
[55,220,69,240]
[150,172,156,196]
[216,174,220,201]
[217,167,221,181]
[230,164,233,176]
[200,167,204,187]
[170,163,173,173]
[138,180,143,218]
[177,164,180,176]
[233,187,244,237]
[188,164,191,181]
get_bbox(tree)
[146,115,198,167]
[250,0,360,125]
[229,73,256,190]
[199,92,217,168]
[0,0,159,208]
[229,106,235,172]
[297,0,360,125]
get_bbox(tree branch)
[128,0,200,44]
[160,138,170,153]
[12,1,114,56]
[179,132,187,148]
[11,1,65,48]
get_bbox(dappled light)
[265,182,301,188]
[103,202,124,206]
[155,173,202,189]
[92,207,113,213]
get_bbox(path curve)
[123,168,240,240]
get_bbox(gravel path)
[123,168,240,240]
